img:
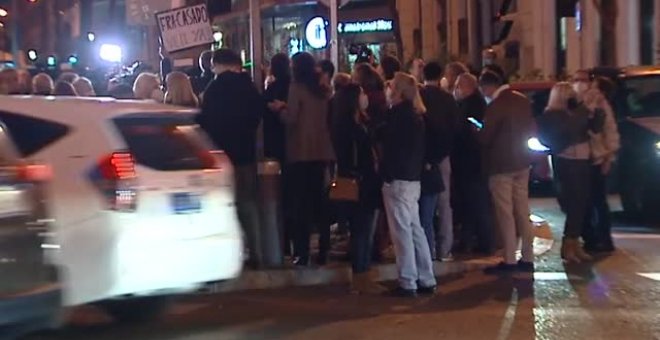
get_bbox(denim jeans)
[346,206,379,273]
[436,158,453,258]
[488,168,533,265]
[382,180,436,290]
[234,164,263,267]
[582,165,614,248]
[554,158,592,239]
[419,193,439,259]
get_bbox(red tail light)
[96,152,138,212]
[99,152,136,180]
[16,164,52,182]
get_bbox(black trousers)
[582,165,614,248]
[555,158,592,239]
[287,161,331,264]
[456,175,494,253]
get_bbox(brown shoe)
[561,238,581,264]
[350,272,387,295]
[574,241,594,262]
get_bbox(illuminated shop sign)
[305,17,328,49]
[305,17,395,49]
[338,19,394,34]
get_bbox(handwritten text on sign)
[156,4,214,53]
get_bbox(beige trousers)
[488,168,534,264]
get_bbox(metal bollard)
[257,159,284,268]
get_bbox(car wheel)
[99,296,172,323]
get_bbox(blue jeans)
[419,193,439,259]
[347,206,379,274]
[436,158,453,258]
[382,181,436,290]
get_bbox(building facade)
[396,0,660,80]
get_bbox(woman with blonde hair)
[73,77,96,97]
[32,73,54,95]
[133,72,164,101]
[164,71,199,108]
[544,82,603,263]
[379,72,435,297]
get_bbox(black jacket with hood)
[196,71,264,166]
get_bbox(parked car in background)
[510,81,555,190]
[0,119,61,337]
[592,66,660,217]
[0,96,244,322]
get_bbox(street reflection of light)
[534,272,569,281]
[638,273,660,281]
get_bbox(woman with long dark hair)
[353,63,388,125]
[264,53,293,258]
[281,52,335,266]
[332,83,386,294]
[264,53,291,162]
[582,78,620,253]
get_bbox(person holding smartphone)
[451,73,494,255]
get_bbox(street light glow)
[0,8,8,17]
[87,32,95,42]
[99,43,122,63]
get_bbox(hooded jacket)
[196,71,264,166]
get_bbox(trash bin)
[258,159,283,267]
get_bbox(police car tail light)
[16,163,52,182]
[96,152,138,212]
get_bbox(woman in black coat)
[332,83,386,294]
[264,53,291,162]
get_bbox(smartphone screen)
[467,117,483,129]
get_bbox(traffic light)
[68,55,79,65]
[47,55,56,67]
[27,49,38,62]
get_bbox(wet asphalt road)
[25,198,660,340]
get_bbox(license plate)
[171,192,202,214]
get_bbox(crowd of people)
[0,65,201,109]
[0,47,620,297]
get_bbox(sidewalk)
[208,216,554,294]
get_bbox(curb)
[207,257,501,293]
[207,218,554,294]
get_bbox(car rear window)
[0,111,70,157]
[113,113,212,171]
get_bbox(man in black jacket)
[452,73,494,254]
[419,62,460,261]
[196,48,265,268]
